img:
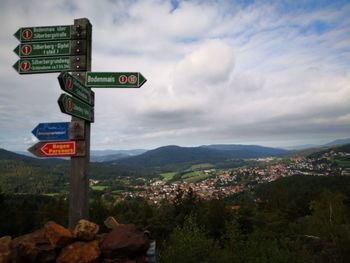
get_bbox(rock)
[10,228,56,263]
[100,224,150,259]
[44,221,73,248]
[104,216,120,230]
[73,219,99,241]
[0,236,12,263]
[57,240,100,263]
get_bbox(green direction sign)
[13,56,86,74]
[14,25,72,42]
[58,94,94,122]
[14,40,86,58]
[86,72,147,88]
[58,72,94,106]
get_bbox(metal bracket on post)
[70,55,87,71]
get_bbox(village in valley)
[90,149,350,205]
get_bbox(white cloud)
[0,0,349,151]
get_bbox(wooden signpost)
[14,18,146,228]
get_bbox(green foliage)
[1,176,350,263]
[158,215,222,263]
[89,197,112,233]
[0,159,68,194]
[0,194,68,236]
[291,191,350,262]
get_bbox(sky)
[0,0,349,151]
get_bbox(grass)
[182,171,202,179]
[160,172,177,181]
[190,163,215,170]
[335,160,350,168]
[330,157,350,169]
[184,173,212,183]
[91,185,110,191]
[43,193,60,197]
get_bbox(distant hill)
[111,144,288,169]
[91,153,129,162]
[0,148,69,194]
[324,138,350,146]
[281,138,350,150]
[91,149,146,162]
[0,148,149,194]
[200,144,287,156]
[1,148,34,161]
[2,148,67,166]
[283,144,318,150]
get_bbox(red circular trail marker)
[128,75,137,84]
[119,75,127,84]
[21,45,32,55]
[22,29,33,40]
[66,78,73,90]
[67,98,73,111]
[20,61,31,71]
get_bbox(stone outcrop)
[10,228,56,263]
[44,221,74,248]
[104,216,120,230]
[100,224,150,259]
[0,236,12,263]
[57,240,100,263]
[1,219,150,263]
[73,219,99,241]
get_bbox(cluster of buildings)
[99,149,350,205]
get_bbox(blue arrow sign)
[32,122,70,141]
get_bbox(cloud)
[0,0,349,150]
[172,39,235,88]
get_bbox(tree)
[158,215,222,263]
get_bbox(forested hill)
[0,148,67,166]
[200,144,287,156]
[110,144,288,168]
[0,148,68,194]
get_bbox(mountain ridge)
[5,138,350,167]
[109,144,288,169]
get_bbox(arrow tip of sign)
[139,73,147,88]
[12,61,19,72]
[57,94,66,113]
[31,125,38,137]
[14,29,21,41]
[27,144,37,157]
[13,45,19,56]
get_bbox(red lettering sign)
[40,141,76,156]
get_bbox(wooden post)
[69,18,92,228]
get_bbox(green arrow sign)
[14,40,86,58]
[58,94,94,122]
[86,72,147,88]
[14,25,72,42]
[13,56,86,74]
[58,72,94,106]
